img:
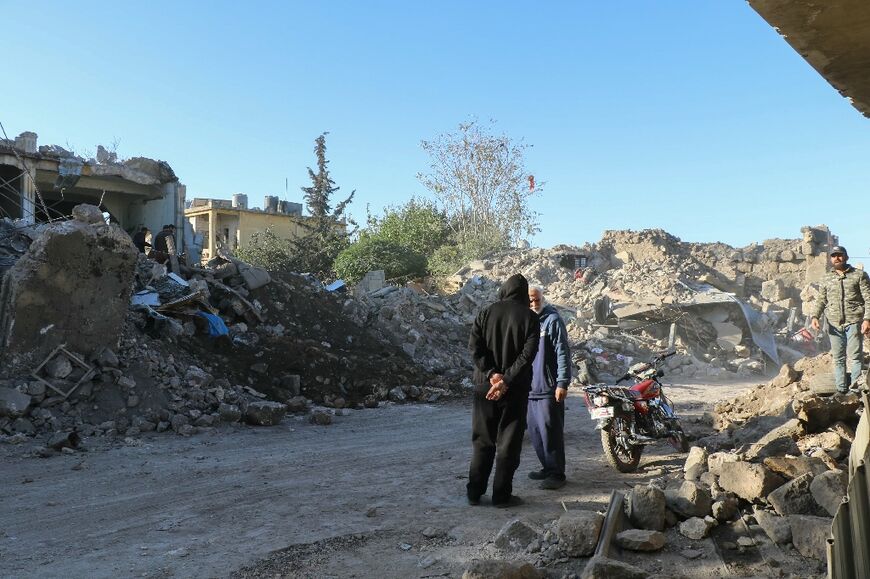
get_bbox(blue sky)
[3,1,869,258]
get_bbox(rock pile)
[0,209,459,447]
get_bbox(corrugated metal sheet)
[829,387,870,579]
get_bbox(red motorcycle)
[583,351,688,472]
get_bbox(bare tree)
[417,120,540,252]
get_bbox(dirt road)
[1,379,780,579]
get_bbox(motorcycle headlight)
[593,395,609,407]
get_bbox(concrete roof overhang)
[748,0,870,118]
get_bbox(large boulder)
[767,473,827,516]
[627,484,666,531]
[615,529,666,552]
[788,515,832,560]
[665,481,712,519]
[557,511,604,557]
[810,469,848,516]
[580,556,649,579]
[683,446,708,481]
[0,214,138,367]
[0,387,31,418]
[718,461,785,503]
[244,401,286,426]
[754,507,792,545]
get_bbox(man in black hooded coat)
[466,273,539,507]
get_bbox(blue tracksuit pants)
[527,397,565,479]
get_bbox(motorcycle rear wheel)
[601,418,643,473]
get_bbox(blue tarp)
[195,311,229,337]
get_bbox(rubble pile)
[0,206,457,446]
[345,276,503,375]
[408,227,842,383]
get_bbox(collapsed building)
[0,131,186,244]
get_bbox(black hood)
[499,274,529,304]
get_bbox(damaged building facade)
[184,196,304,261]
[0,131,186,246]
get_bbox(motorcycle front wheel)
[601,417,643,473]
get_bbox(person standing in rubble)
[132,226,151,254]
[467,273,539,508]
[810,245,870,393]
[149,224,177,266]
[526,286,572,490]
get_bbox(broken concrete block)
[580,556,648,579]
[47,431,80,450]
[0,216,137,366]
[494,519,540,551]
[763,456,829,480]
[745,419,803,461]
[788,515,832,561]
[683,446,708,481]
[556,510,604,557]
[615,529,666,552]
[11,417,35,435]
[718,461,785,503]
[237,263,271,290]
[798,431,849,459]
[767,473,827,516]
[170,413,190,433]
[679,517,714,540]
[245,401,286,426]
[770,363,800,390]
[760,279,787,302]
[45,355,73,379]
[185,366,213,389]
[754,507,791,545]
[707,451,740,476]
[665,480,712,519]
[809,469,847,516]
[711,497,739,522]
[461,560,542,579]
[793,393,861,432]
[627,484,666,531]
[0,388,32,418]
[71,203,104,224]
[309,410,333,425]
[218,403,242,423]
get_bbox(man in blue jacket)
[527,286,572,490]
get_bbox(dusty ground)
[0,377,820,579]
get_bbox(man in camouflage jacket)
[811,245,870,392]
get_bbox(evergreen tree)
[292,132,356,277]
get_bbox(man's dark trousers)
[467,394,528,504]
[527,397,566,479]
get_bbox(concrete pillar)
[207,209,216,260]
[20,160,36,224]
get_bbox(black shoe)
[493,495,523,509]
[467,495,481,506]
[540,477,566,490]
[528,469,548,480]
